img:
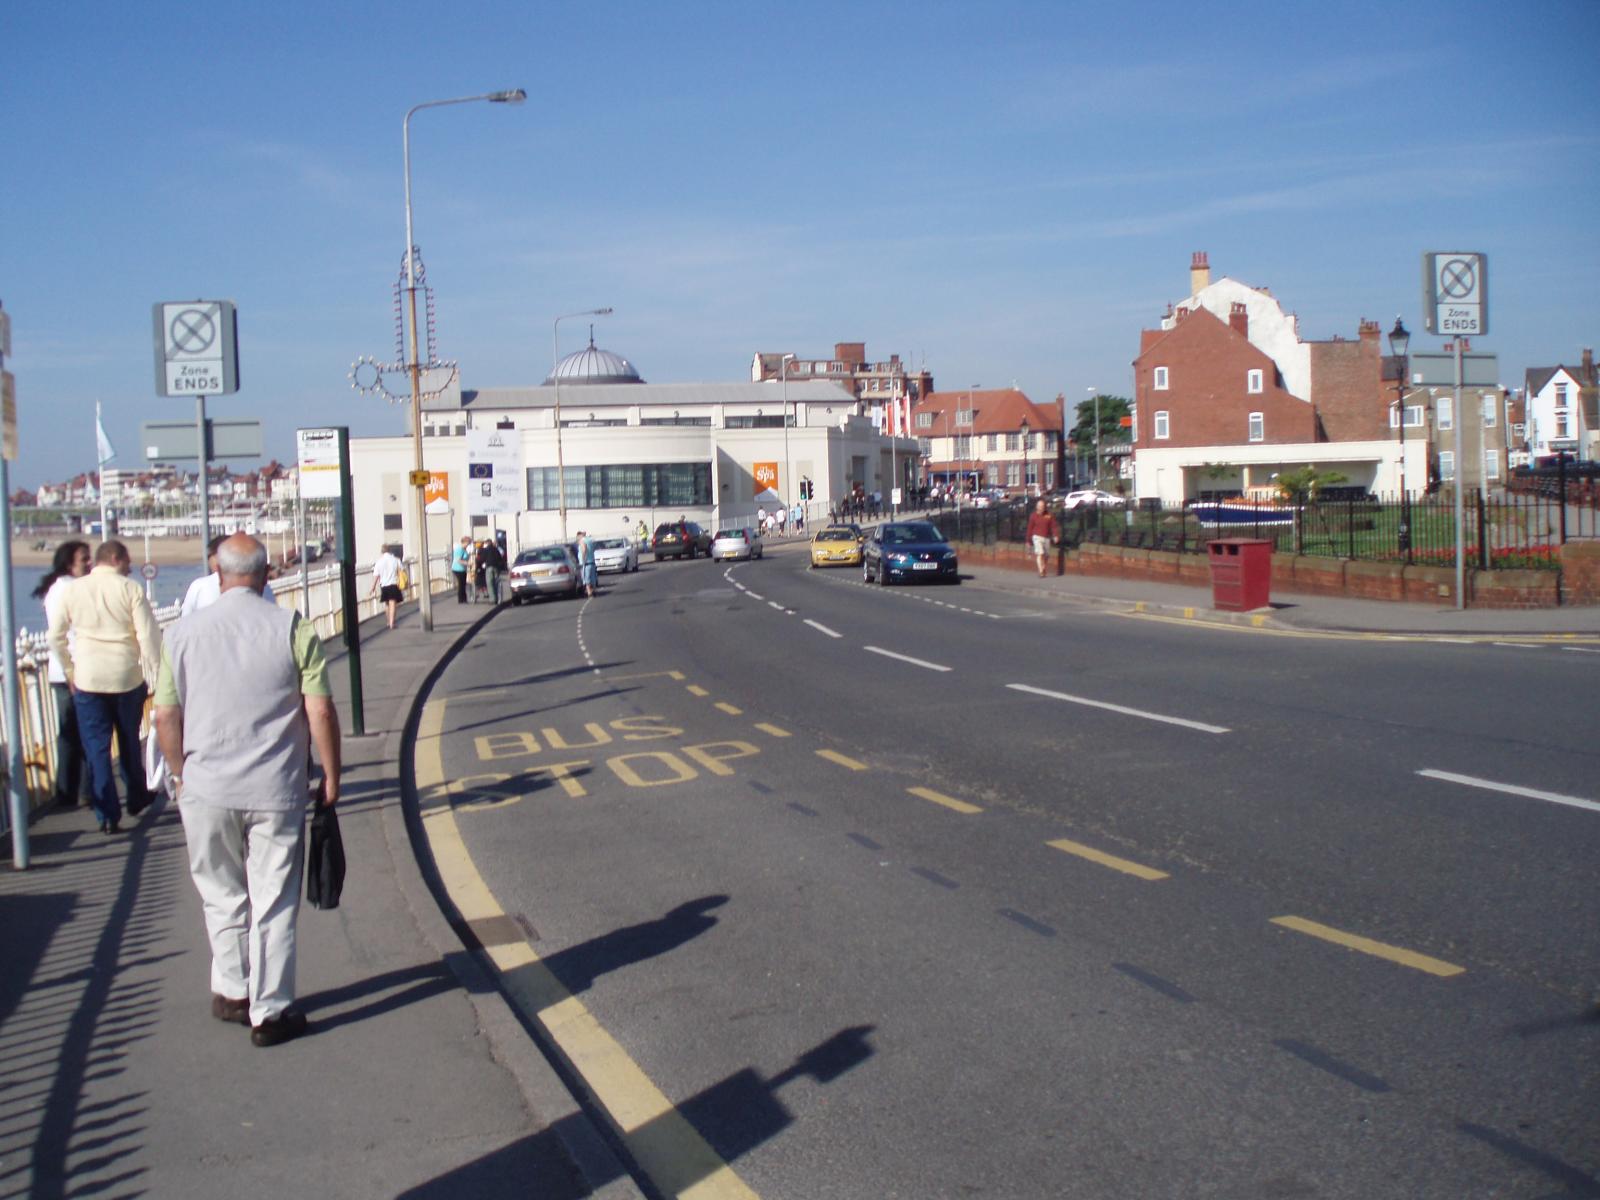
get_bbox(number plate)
[912,562,938,570]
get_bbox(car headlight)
[888,552,913,564]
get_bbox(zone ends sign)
[1422,252,1488,338]
[153,300,240,396]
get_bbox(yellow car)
[809,526,864,568]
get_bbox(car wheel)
[877,560,889,586]
[862,560,873,583]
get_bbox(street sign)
[1,372,14,461]
[465,427,523,516]
[140,562,159,581]
[1422,252,1488,337]
[152,300,239,396]
[297,428,343,500]
[141,419,262,460]
[1406,350,1500,388]
[753,462,779,500]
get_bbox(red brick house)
[909,388,1062,494]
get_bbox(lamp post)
[779,353,795,520]
[552,307,613,541]
[1088,387,1099,486]
[1019,415,1030,498]
[1388,316,1411,560]
[403,87,525,632]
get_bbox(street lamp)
[779,353,795,519]
[1088,387,1099,486]
[1388,315,1411,559]
[1019,415,1030,498]
[552,307,613,541]
[402,87,525,631]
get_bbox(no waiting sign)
[1422,252,1489,337]
[152,300,240,396]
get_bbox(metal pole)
[297,495,310,617]
[0,455,29,869]
[1453,339,1465,610]
[553,319,566,542]
[337,428,366,736]
[196,394,211,573]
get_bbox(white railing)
[1,554,451,833]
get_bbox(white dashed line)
[1492,641,1543,650]
[805,619,842,638]
[1562,646,1600,655]
[746,591,765,601]
[864,646,952,672]
[1417,769,1600,816]
[1007,683,1230,734]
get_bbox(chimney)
[1190,251,1211,295]
[1583,347,1594,382]
[1229,302,1249,338]
[1358,319,1380,343]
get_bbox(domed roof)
[542,335,644,386]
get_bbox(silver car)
[508,544,580,604]
[711,527,763,561]
[591,537,639,574]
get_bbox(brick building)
[909,388,1062,495]
[752,342,934,437]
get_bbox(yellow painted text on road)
[1271,916,1465,977]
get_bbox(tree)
[1070,394,1132,450]
[1272,466,1348,503]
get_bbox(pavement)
[1,551,1594,1197]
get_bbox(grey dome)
[543,337,644,385]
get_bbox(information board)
[297,428,343,500]
[465,426,523,515]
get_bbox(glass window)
[1485,450,1500,480]
[1482,395,1496,427]
[1556,409,1570,437]
[1247,369,1264,394]
[1153,367,1169,391]
[1153,410,1169,440]
[1005,463,1020,486]
[915,412,933,429]
[1248,412,1264,442]
[524,462,711,510]
[1005,433,1019,451]
[1437,397,1452,430]
[955,409,973,428]
[1439,450,1455,480]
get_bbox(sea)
[7,562,208,636]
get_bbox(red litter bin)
[1207,538,1273,611]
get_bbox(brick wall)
[1309,326,1386,442]
[1135,307,1318,448]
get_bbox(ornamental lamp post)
[1019,415,1030,498]
[402,87,525,632]
[552,307,613,541]
[1388,315,1411,558]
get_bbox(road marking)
[607,670,687,683]
[754,723,791,738]
[414,700,759,1198]
[907,786,982,815]
[715,701,743,716]
[816,749,867,771]
[1006,683,1230,734]
[745,591,765,601]
[1270,916,1465,977]
[686,685,710,697]
[1416,769,1600,816]
[767,600,784,611]
[1492,641,1543,650]
[804,619,842,638]
[1563,646,1600,655]
[864,646,952,673]
[1047,838,1169,880]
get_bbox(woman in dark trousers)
[34,541,94,807]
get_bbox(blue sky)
[5,0,1597,489]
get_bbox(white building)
[1524,351,1597,462]
[347,339,921,565]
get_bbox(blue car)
[862,521,960,585]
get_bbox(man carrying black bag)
[154,534,342,1049]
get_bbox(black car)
[862,521,959,585]
[651,521,711,561]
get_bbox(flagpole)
[96,401,110,541]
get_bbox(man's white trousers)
[178,797,305,1026]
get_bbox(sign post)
[1423,253,1488,611]
[153,301,239,572]
[0,301,28,868]
[299,428,363,735]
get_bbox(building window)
[383,513,403,531]
[725,414,791,429]
[1043,431,1056,451]
[1044,463,1055,489]
[1005,463,1020,487]
[1153,367,1169,391]
[1485,450,1500,480]
[954,435,972,459]
[955,410,973,428]
[1153,411,1169,440]
[1439,450,1455,480]
[1482,396,1496,427]
[1248,412,1264,442]
[1247,369,1264,394]
[1555,383,1567,406]
[915,412,933,430]
[1391,405,1426,429]
[1004,433,1019,451]
[525,462,711,510]
[1437,397,1452,431]
[1555,409,1570,438]
[986,465,1000,485]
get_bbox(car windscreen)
[653,524,680,536]
[592,539,626,550]
[815,530,853,542]
[514,548,567,565]
[713,530,746,541]
[883,524,943,545]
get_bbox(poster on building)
[753,461,779,501]
[465,426,524,515]
[424,471,451,513]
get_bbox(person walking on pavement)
[575,530,598,598]
[34,540,94,808]
[477,538,506,604]
[451,535,471,604]
[369,544,404,629]
[1026,499,1061,578]
[153,534,342,1048]
[183,533,276,614]
[636,518,649,546]
[47,540,162,833]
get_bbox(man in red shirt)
[1025,500,1060,578]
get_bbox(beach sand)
[11,535,212,568]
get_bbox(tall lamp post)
[1388,316,1411,560]
[1087,387,1099,485]
[552,307,613,541]
[1019,415,1030,498]
[779,353,795,519]
[403,87,525,632]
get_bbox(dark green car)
[651,521,711,561]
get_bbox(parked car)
[1061,488,1126,510]
[591,537,639,573]
[809,526,864,568]
[862,521,959,585]
[651,521,711,561]
[508,544,580,604]
[711,527,763,561]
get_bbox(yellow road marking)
[416,699,758,1198]
[754,722,791,738]
[1270,915,1465,978]
[686,685,709,697]
[815,749,867,771]
[714,701,743,715]
[907,786,982,815]
[1047,837,1169,880]
[608,670,688,682]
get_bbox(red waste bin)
[1207,538,1273,611]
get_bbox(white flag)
[95,401,115,465]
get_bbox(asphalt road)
[420,545,1600,1199]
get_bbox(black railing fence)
[931,487,1595,572]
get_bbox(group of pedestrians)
[450,535,507,605]
[41,533,340,1048]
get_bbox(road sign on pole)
[152,300,240,396]
[1422,252,1488,337]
